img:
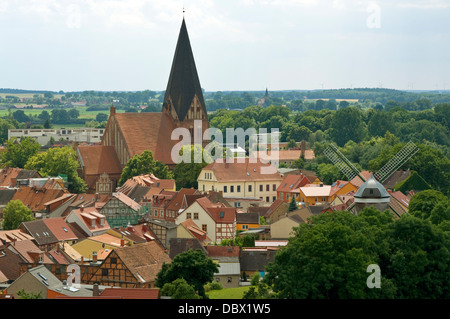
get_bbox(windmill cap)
[354,174,390,200]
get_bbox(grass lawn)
[206,286,251,299]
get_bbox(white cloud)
[396,0,450,9]
[240,0,318,6]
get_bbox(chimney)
[110,105,116,116]
[80,205,84,212]
[92,251,98,263]
[120,238,125,247]
[92,283,100,297]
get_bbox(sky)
[0,0,449,92]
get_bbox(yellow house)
[236,212,260,232]
[329,180,358,202]
[294,184,332,206]
[198,158,283,204]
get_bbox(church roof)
[163,18,207,122]
[113,112,177,165]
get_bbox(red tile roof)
[195,197,236,223]
[112,112,178,165]
[77,145,122,176]
[43,217,78,241]
[7,239,53,264]
[165,188,200,212]
[100,288,160,299]
[69,207,110,233]
[11,186,68,212]
[112,192,142,211]
[113,241,172,283]
[350,171,372,187]
[203,158,282,183]
[277,174,314,193]
[205,245,240,257]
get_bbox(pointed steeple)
[163,18,207,122]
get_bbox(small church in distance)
[77,18,210,194]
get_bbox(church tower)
[162,18,209,141]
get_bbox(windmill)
[324,141,419,216]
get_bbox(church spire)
[162,18,207,122]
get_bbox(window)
[203,184,205,191]
[228,277,232,283]
[242,224,249,230]
[237,185,241,192]
[110,257,117,264]
[102,269,108,276]
[273,184,276,191]
[194,213,199,220]
[234,202,241,207]
[187,213,192,220]
[259,185,263,192]
[230,186,234,193]
[266,197,270,202]
[202,224,207,232]
[273,196,276,202]
[160,210,164,217]
[224,186,227,193]
[322,197,327,202]
[315,197,318,202]
[248,185,252,192]
[286,194,289,201]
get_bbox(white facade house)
[174,198,236,244]
[8,128,104,145]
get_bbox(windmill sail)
[373,141,419,183]
[323,144,366,187]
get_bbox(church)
[77,18,210,193]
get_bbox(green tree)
[408,190,449,220]
[1,137,41,168]
[330,107,367,147]
[317,163,344,185]
[381,215,450,298]
[368,111,395,137]
[264,209,396,299]
[2,200,34,230]
[16,289,42,299]
[43,118,51,129]
[13,110,30,123]
[160,278,201,299]
[288,195,297,212]
[25,146,87,193]
[118,150,173,186]
[0,118,17,143]
[156,249,219,299]
[173,144,211,190]
[96,113,108,122]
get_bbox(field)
[0,94,126,128]
[206,286,251,299]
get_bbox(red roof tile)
[77,145,122,176]
[112,112,178,165]
[11,186,67,212]
[203,158,282,183]
[100,288,160,299]
[43,217,78,241]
